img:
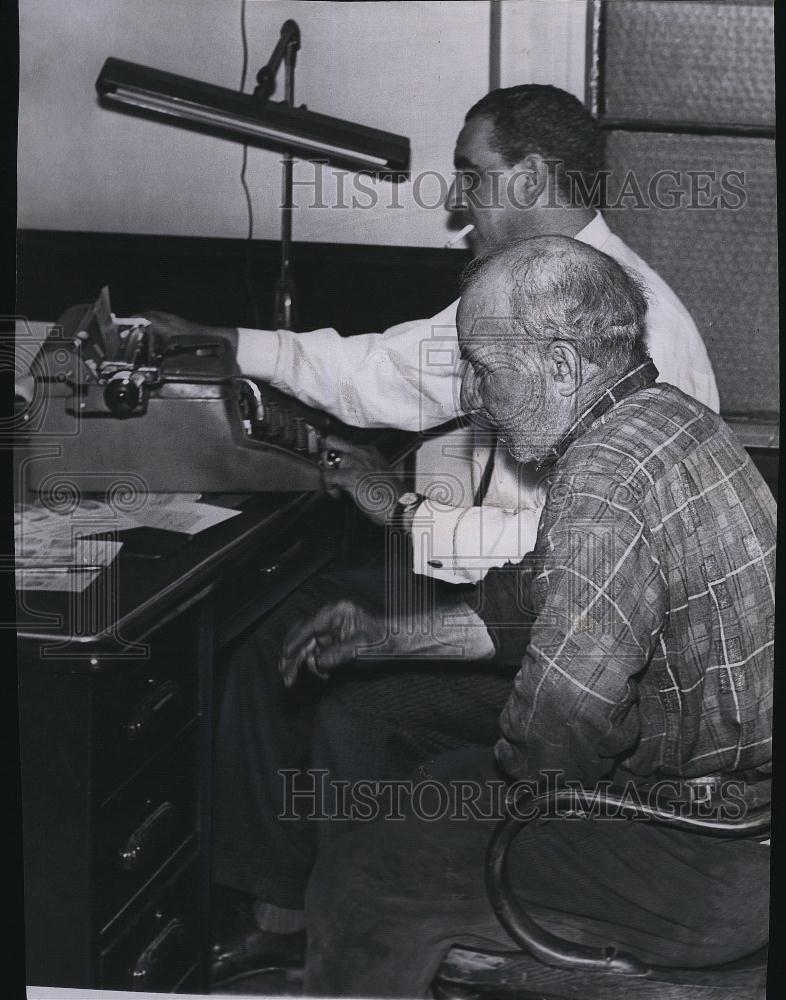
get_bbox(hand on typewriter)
[319,434,405,526]
[279,599,387,687]
[141,311,238,353]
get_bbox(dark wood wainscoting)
[16,229,471,335]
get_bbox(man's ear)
[549,340,582,397]
[512,153,551,203]
[508,153,548,205]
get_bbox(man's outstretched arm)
[144,301,463,431]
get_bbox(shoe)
[210,885,305,985]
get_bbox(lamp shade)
[96,57,410,176]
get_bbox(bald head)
[456,237,651,463]
[459,236,649,375]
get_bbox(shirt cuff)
[409,501,541,585]
[236,328,282,381]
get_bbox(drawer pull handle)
[119,801,176,871]
[125,680,183,742]
[130,916,186,988]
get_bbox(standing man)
[292,238,773,997]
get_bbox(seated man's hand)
[279,599,387,688]
[319,434,405,525]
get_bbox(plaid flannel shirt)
[478,361,775,795]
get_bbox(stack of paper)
[14,493,240,591]
[14,505,124,592]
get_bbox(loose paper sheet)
[14,494,240,590]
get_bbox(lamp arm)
[254,20,301,102]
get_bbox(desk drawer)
[214,514,341,648]
[100,858,200,991]
[91,614,201,799]
[95,730,197,929]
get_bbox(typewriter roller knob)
[104,370,149,417]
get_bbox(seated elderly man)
[282,237,774,997]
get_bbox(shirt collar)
[541,360,660,466]
[573,212,613,252]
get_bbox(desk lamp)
[96,20,410,329]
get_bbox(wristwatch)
[396,491,425,513]
[391,491,426,526]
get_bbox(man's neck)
[572,369,618,414]
[546,360,657,463]
[518,205,597,240]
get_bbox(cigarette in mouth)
[444,224,475,248]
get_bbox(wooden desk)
[17,489,345,992]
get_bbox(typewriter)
[19,288,414,494]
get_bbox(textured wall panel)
[603,131,778,416]
[602,1,775,126]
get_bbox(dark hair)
[466,85,604,204]
[461,237,650,376]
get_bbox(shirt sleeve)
[236,300,462,431]
[493,475,668,786]
[409,502,542,584]
[637,284,720,413]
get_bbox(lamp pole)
[255,20,301,330]
[275,28,298,330]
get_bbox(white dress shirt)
[237,214,719,584]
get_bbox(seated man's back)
[491,367,774,802]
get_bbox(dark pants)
[211,564,517,912]
[304,746,771,998]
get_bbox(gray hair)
[461,237,651,375]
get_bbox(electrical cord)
[239,0,261,326]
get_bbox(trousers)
[211,562,519,914]
[304,746,771,998]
